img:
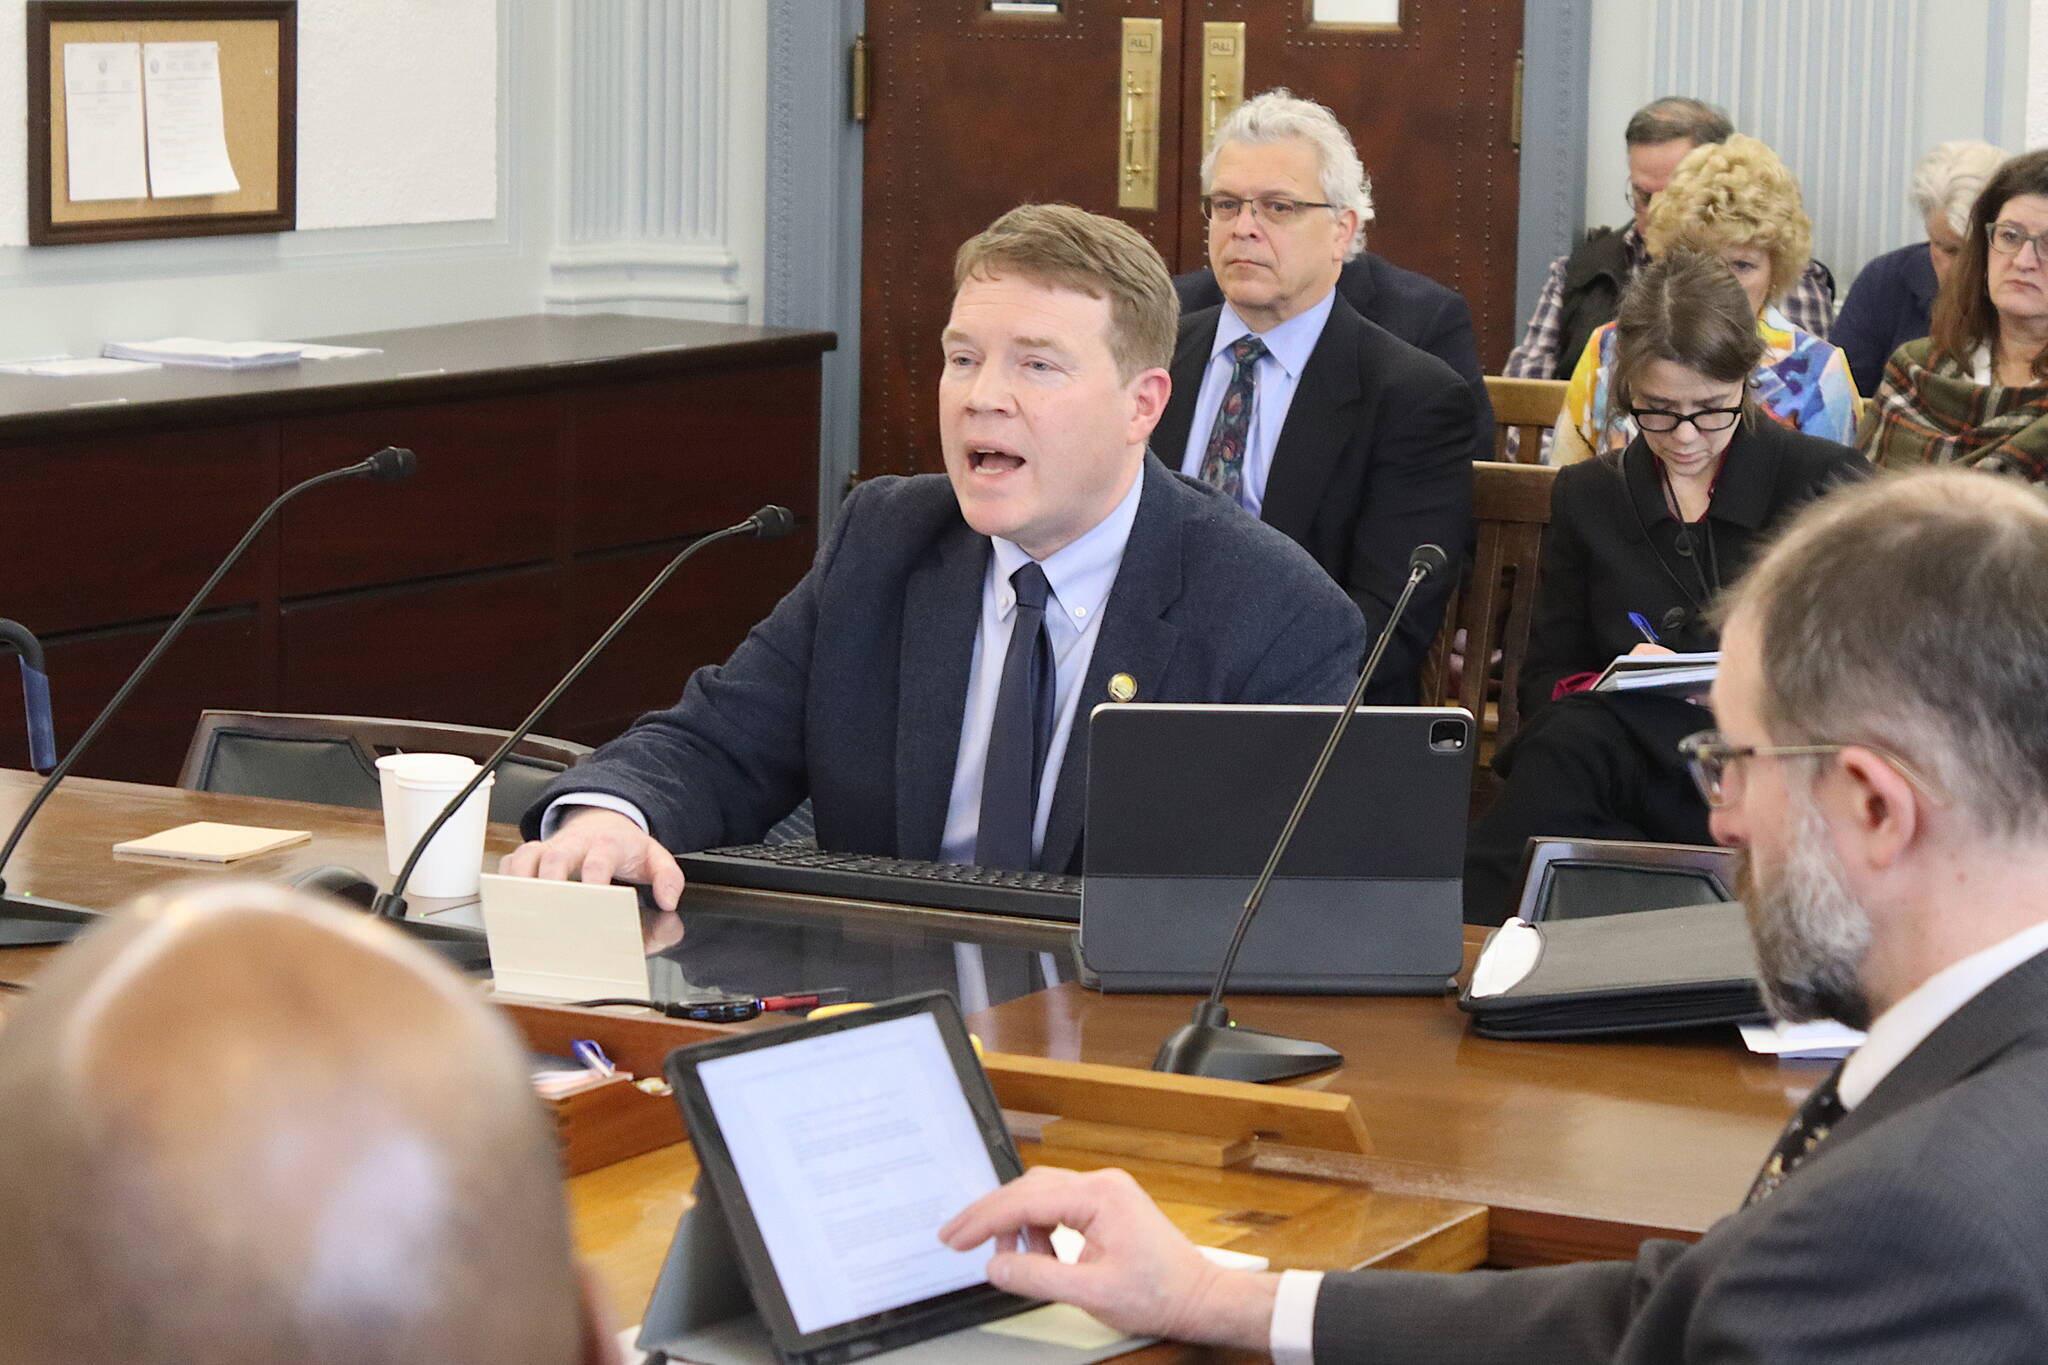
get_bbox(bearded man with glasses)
[944,467,2048,1363]
[1150,89,1474,705]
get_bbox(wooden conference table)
[0,771,1822,1340]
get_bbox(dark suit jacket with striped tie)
[1153,295,1475,706]
[1309,944,2048,1362]
[522,454,1365,874]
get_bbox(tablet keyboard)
[680,843,1082,922]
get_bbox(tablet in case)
[1078,704,1473,994]
[637,992,1146,1365]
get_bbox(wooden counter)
[0,314,834,783]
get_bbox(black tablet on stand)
[637,991,1148,1365]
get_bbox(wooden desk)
[970,980,1821,1267]
[0,313,833,784]
[0,772,1483,1337]
[0,774,1824,1330]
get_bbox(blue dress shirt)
[1177,291,1337,515]
[936,469,1143,865]
[546,467,1146,869]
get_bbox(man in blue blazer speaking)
[503,204,1365,906]
[944,469,2048,1362]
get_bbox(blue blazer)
[1175,253,1495,458]
[525,456,1366,873]
[1154,294,1475,704]
[1833,241,1938,397]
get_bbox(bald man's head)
[0,883,594,1365]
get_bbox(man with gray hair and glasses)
[944,467,2048,1361]
[1506,95,1838,384]
[1152,88,1473,704]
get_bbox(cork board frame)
[27,1,297,246]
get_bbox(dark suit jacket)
[523,456,1365,873]
[1520,423,1869,718]
[1312,944,2048,1362]
[1174,254,1495,459]
[1834,241,1939,397]
[1154,294,1475,704]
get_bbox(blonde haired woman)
[1551,134,1862,464]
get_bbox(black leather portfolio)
[1457,901,1770,1039]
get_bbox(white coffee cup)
[376,752,495,898]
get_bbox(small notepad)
[113,822,312,862]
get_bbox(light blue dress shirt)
[936,469,1143,866]
[546,467,1145,870]
[1177,291,1337,516]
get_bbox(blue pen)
[1628,612,1661,645]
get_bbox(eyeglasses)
[1200,194,1337,226]
[1677,730,1945,809]
[1678,730,1854,808]
[1626,403,1744,434]
[1986,221,2048,259]
[1624,184,1656,214]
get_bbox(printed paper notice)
[142,41,239,198]
[63,43,147,202]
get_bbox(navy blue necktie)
[976,562,1055,870]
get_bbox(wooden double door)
[859,0,1525,478]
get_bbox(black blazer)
[1311,944,2048,1362]
[1174,254,1495,459]
[524,457,1365,874]
[1154,294,1476,704]
[1519,422,1869,718]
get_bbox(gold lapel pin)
[1107,672,1138,703]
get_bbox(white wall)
[1585,0,2028,291]
[0,2,546,364]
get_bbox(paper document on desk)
[141,42,239,197]
[103,338,303,369]
[264,342,384,361]
[1740,1019,1864,1059]
[63,42,148,201]
[1591,651,1719,699]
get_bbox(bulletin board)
[26,1,296,246]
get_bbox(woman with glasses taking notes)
[1862,149,2048,480]
[1461,252,1867,923]
[1551,134,1862,465]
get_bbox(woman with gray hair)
[1834,140,2006,394]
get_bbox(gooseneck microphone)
[0,448,418,946]
[368,504,798,932]
[1154,542,1451,1083]
[0,621,55,774]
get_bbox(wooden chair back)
[1483,376,1567,463]
[1421,462,1559,790]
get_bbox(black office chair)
[178,711,592,827]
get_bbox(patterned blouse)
[1553,307,1864,464]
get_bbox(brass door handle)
[1201,23,1246,161]
[1124,76,1146,186]
[1118,18,1161,210]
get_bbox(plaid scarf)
[1859,338,2048,482]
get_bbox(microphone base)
[0,892,99,947]
[1152,1013,1343,1084]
